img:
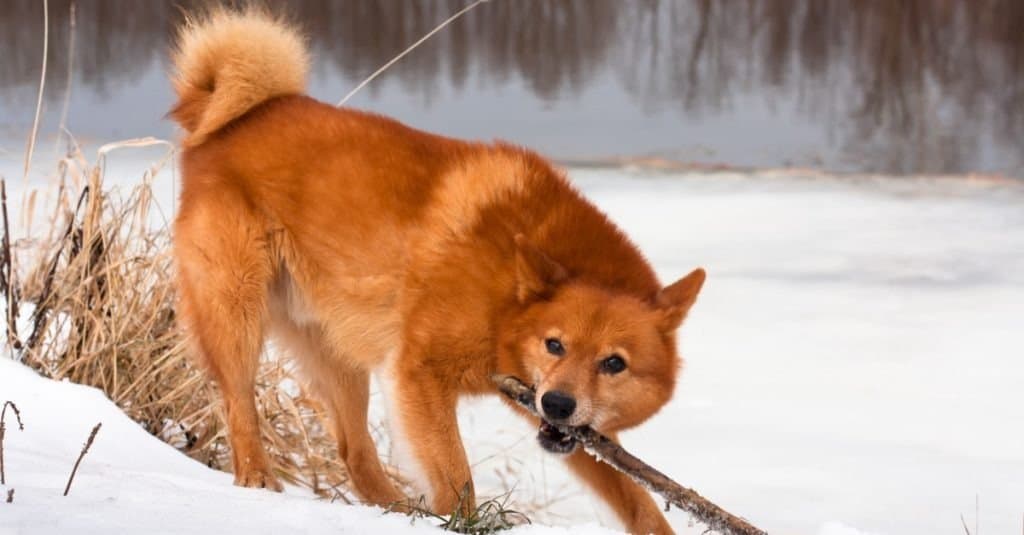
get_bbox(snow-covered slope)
[0,358,619,535]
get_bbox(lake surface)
[2,0,1023,177]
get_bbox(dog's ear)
[655,268,706,330]
[515,234,568,304]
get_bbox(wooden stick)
[492,374,767,535]
[63,422,101,496]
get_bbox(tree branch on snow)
[492,374,767,535]
[64,422,101,496]
[1,400,25,485]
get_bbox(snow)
[2,146,1023,534]
[0,358,617,535]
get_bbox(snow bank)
[0,358,619,535]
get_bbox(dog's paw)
[234,468,283,492]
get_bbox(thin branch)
[63,422,101,496]
[492,374,767,535]
[5,488,12,503]
[337,0,489,106]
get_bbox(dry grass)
[4,143,398,505]
[394,485,530,535]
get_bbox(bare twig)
[1,401,25,485]
[337,0,489,106]
[63,422,101,496]
[492,374,767,535]
[5,488,12,503]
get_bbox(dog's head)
[499,235,705,454]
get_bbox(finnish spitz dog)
[169,8,704,534]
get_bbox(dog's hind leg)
[278,323,407,506]
[174,186,280,491]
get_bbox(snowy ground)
[0,357,624,535]
[2,144,1023,534]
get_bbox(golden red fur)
[169,8,704,534]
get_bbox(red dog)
[169,8,704,534]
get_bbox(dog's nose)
[541,390,577,420]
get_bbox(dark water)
[2,0,1023,176]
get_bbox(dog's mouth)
[537,421,578,455]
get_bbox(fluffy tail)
[169,8,309,147]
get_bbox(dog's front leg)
[392,366,475,516]
[564,441,674,535]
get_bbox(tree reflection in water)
[2,0,1021,175]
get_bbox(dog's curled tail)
[169,8,309,147]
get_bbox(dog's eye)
[600,355,627,374]
[544,338,565,356]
